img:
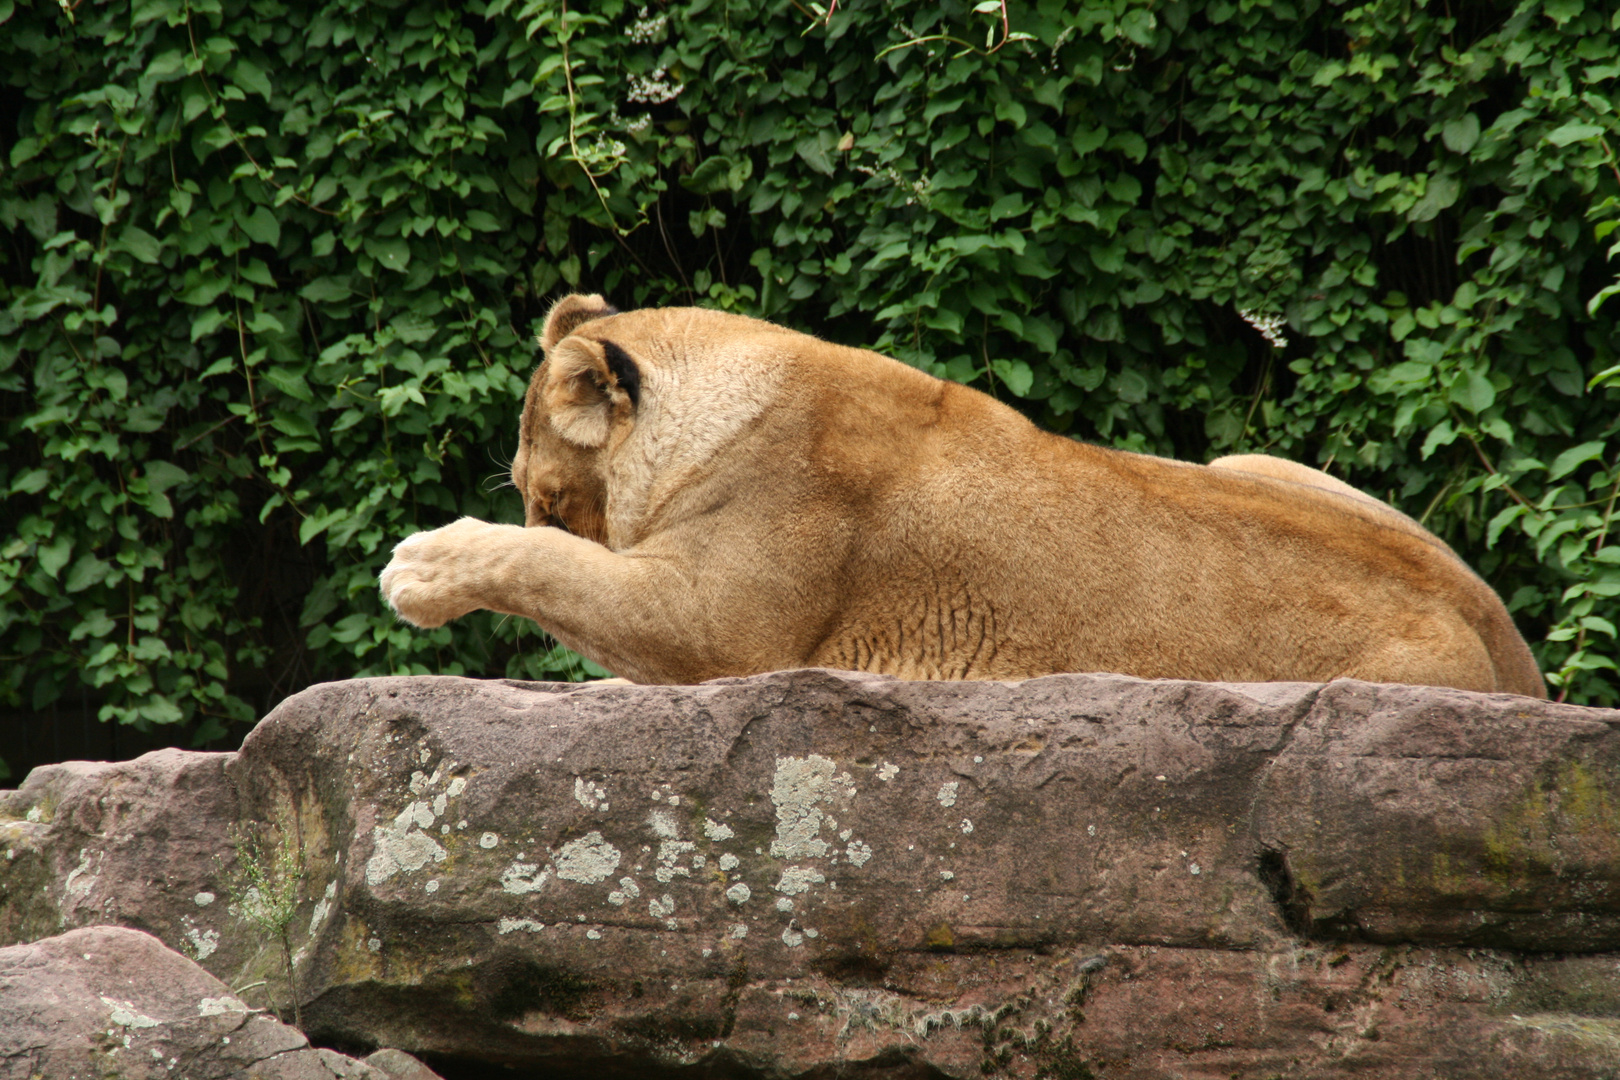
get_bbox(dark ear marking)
[600,339,641,408]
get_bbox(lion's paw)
[380,518,503,628]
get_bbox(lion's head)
[511,293,634,545]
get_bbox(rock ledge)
[3,669,1619,1078]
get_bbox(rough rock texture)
[0,748,239,963]
[0,924,442,1079]
[3,670,1620,1078]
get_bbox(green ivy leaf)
[5,0,1617,737]
[1549,440,1608,480]
[1441,113,1480,154]
[794,133,836,176]
[365,236,411,272]
[681,156,731,195]
[300,277,352,302]
[231,58,272,101]
[1410,173,1460,222]
[238,205,281,246]
[1543,0,1582,26]
[991,359,1035,397]
[10,468,49,494]
[178,276,231,306]
[69,609,117,642]
[1546,122,1604,146]
[37,535,72,578]
[191,308,231,341]
[64,554,111,593]
[264,366,314,403]
[1450,369,1496,414]
[112,225,162,263]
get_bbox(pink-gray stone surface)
[3,669,1619,1078]
[0,924,441,1079]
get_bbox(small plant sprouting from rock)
[221,821,305,1029]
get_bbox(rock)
[0,924,442,1079]
[361,1048,443,1080]
[0,749,238,959]
[3,669,1620,1078]
[1253,679,1620,947]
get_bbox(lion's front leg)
[380,517,729,683]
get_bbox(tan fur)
[380,296,1546,697]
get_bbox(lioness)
[380,294,1546,697]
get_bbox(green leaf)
[299,506,350,545]
[1450,369,1496,414]
[131,0,177,26]
[365,236,411,272]
[1581,616,1618,639]
[300,277,352,302]
[390,312,437,343]
[69,609,117,642]
[64,554,111,593]
[270,410,317,438]
[1114,368,1149,404]
[794,133,836,177]
[1421,418,1457,458]
[124,405,167,433]
[232,58,273,100]
[238,206,281,246]
[37,535,72,578]
[1588,282,1620,317]
[190,308,231,342]
[144,461,189,492]
[465,209,501,232]
[990,359,1034,397]
[240,259,275,286]
[681,156,741,195]
[10,468,49,494]
[1441,113,1480,154]
[1589,362,1620,389]
[137,695,185,725]
[113,225,163,263]
[1119,8,1156,45]
[1205,409,1242,446]
[989,193,1028,221]
[1543,0,1582,25]
[178,276,230,306]
[1410,173,1460,222]
[1547,122,1604,146]
[9,136,40,167]
[264,367,314,402]
[1486,505,1526,547]
[246,309,286,335]
[1549,440,1608,480]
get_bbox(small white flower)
[626,67,683,105]
[624,6,669,44]
[1239,309,1289,349]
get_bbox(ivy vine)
[2,0,1616,774]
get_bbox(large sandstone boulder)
[0,924,441,1079]
[3,670,1620,1078]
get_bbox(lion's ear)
[541,293,618,353]
[541,337,641,448]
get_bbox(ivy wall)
[2,0,1618,773]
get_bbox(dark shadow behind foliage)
[2,0,1617,777]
